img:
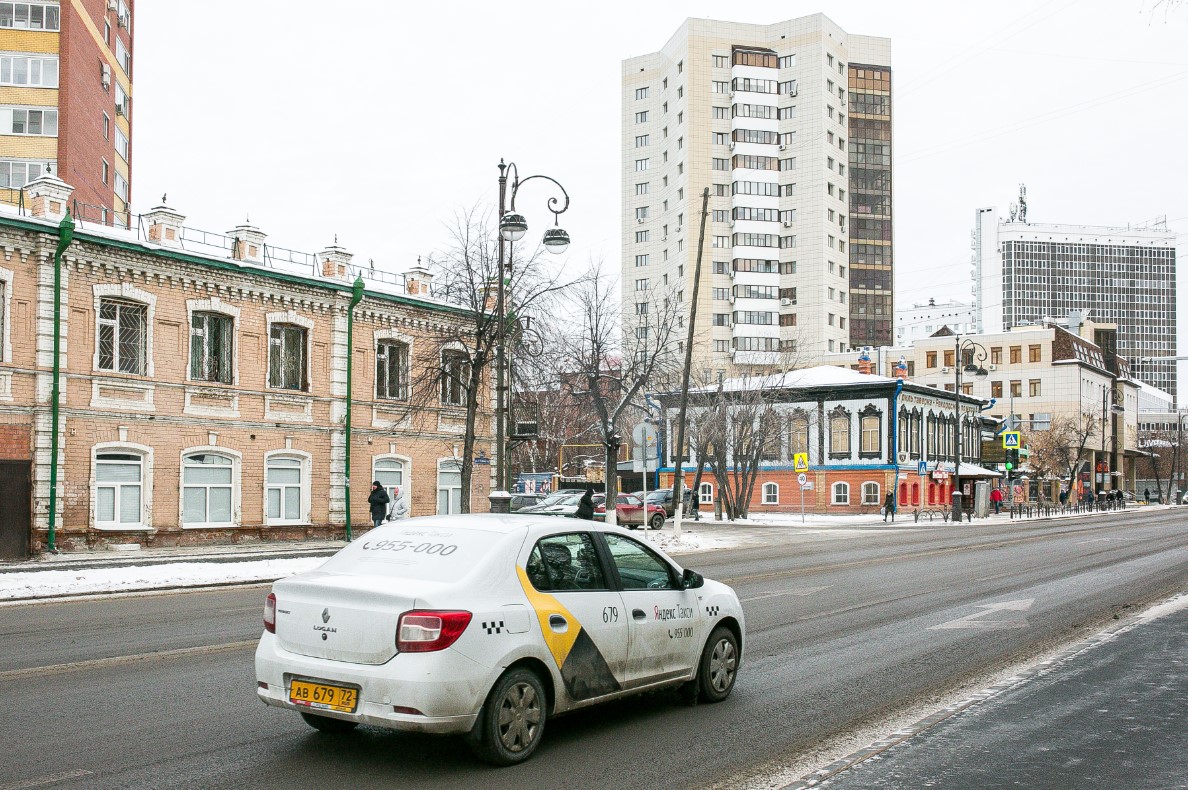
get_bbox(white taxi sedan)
[255,514,744,765]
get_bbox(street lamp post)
[951,336,988,523]
[492,160,570,512]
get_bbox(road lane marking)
[742,586,830,602]
[0,640,257,682]
[929,598,1034,630]
[0,770,94,789]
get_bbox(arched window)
[437,458,462,514]
[374,456,409,519]
[95,451,146,528]
[832,481,849,505]
[862,481,880,505]
[182,452,235,527]
[265,454,308,525]
[788,414,810,460]
[698,482,714,504]
[762,482,779,504]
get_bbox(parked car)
[518,490,580,514]
[255,515,744,765]
[639,488,694,518]
[519,490,595,517]
[594,493,667,530]
[509,494,545,512]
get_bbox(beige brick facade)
[0,184,492,554]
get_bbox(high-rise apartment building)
[621,15,891,375]
[0,0,133,220]
[973,199,1177,398]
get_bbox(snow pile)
[0,557,326,601]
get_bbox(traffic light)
[1004,448,1019,470]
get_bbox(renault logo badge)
[321,608,330,624]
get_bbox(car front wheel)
[649,513,665,530]
[300,711,358,734]
[468,667,547,766]
[697,626,739,703]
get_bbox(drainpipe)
[343,275,365,542]
[47,210,75,553]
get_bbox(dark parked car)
[638,488,693,518]
[509,494,545,512]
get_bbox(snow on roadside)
[0,557,326,601]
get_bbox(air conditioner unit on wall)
[115,101,126,116]
[118,12,128,28]
[988,364,997,371]
[107,0,117,10]
[101,63,111,89]
[781,298,792,306]
[783,221,793,228]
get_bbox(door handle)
[548,614,568,632]
[632,609,646,620]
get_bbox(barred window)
[190,311,233,384]
[376,339,409,400]
[97,299,146,375]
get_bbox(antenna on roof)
[1017,183,1028,224]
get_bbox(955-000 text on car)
[254,514,745,765]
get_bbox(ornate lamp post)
[952,336,989,522]
[492,160,570,512]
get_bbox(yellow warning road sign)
[1002,431,1021,449]
[793,453,809,472]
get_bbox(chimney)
[857,347,873,375]
[228,219,267,263]
[405,257,434,296]
[319,238,353,281]
[25,169,73,221]
[894,355,909,380]
[144,195,184,247]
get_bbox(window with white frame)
[376,339,409,400]
[373,456,406,509]
[0,53,58,86]
[437,458,462,514]
[114,171,128,201]
[268,323,307,390]
[699,482,713,504]
[95,452,144,527]
[190,311,233,384]
[762,482,779,504]
[0,107,56,135]
[97,298,146,374]
[115,127,129,161]
[862,481,880,505]
[265,455,306,524]
[0,158,48,188]
[182,452,234,527]
[832,482,849,505]
[829,412,850,456]
[860,414,881,454]
[0,3,61,30]
[115,37,130,74]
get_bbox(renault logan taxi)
[255,514,744,765]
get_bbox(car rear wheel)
[697,626,739,703]
[649,513,665,530]
[299,711,359,734]
[468,668,547,766]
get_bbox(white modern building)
[972,195,1177,398]
[622,15,892,377]
[895,298,976,345]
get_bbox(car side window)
[604,534,677,590]
[526,533,608,592]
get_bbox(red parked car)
[593,493,667,530]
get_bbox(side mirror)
[681,568,704,589]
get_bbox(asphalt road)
[1,510,1185,789]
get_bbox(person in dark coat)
[883,491,895,522]
[367,481,390,529]
[576,488,596,520]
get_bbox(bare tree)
[556,266,683,509]
[1137,424,1186,503]
[1025,411,1098,501]
[405,207,569,512]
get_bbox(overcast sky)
[132,0,1187,364]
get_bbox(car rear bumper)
[255,633,484,735]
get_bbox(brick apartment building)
[1,0,133,220]
[0,173,491,558]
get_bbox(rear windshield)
[320,524,510,582]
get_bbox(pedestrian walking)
[990,485,1004,514]
[576,487,596,520]
[388,486,408,521]
[690,495,700,521]
[1144,487,1151,504]
[883,491,895,522]
[367,481,390,529]
[1059,489,1068,506]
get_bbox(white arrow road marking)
[742,586,830,602]
[929,598,1035,630]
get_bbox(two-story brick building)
[0,173,490,557]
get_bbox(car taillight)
[264,592,276,633]
[396,610,472,653]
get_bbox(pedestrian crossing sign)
[1002,431,1021,449]
[793,453,809,472]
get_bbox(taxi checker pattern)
[482,620,505,635]
[706,605,720,617]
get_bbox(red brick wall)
[0,423,30,460]
[59,0,133,217]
